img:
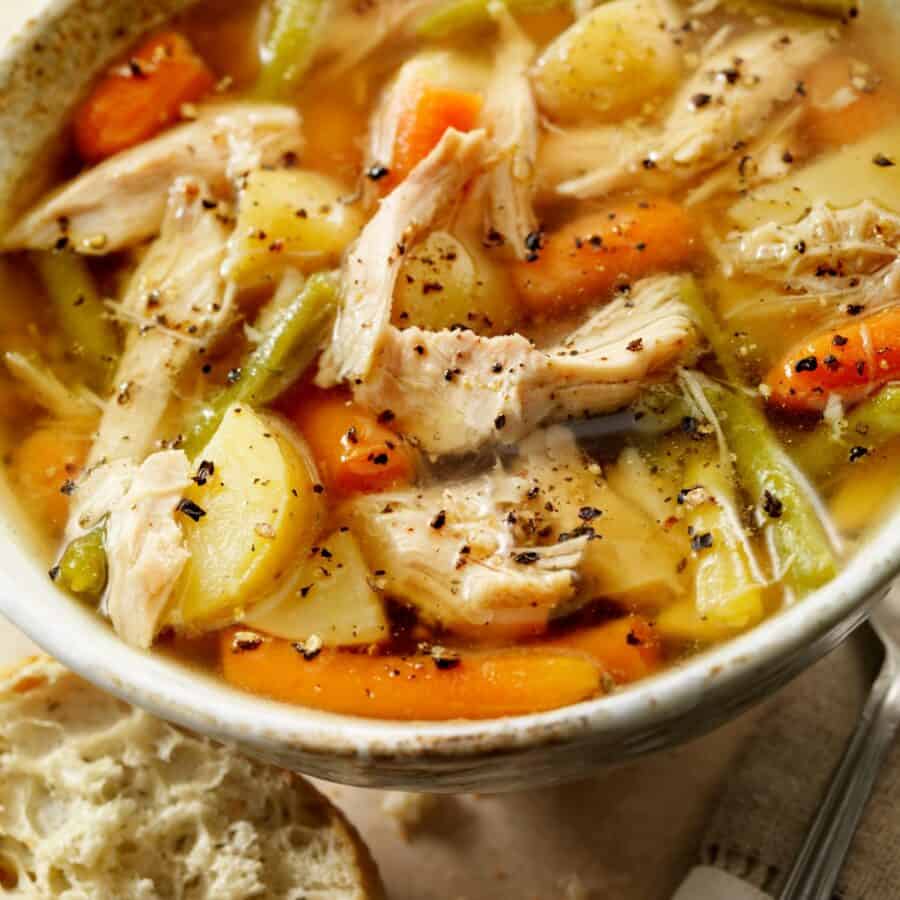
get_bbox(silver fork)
[778,582,900,900]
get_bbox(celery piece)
[708,383,837,599]
[256,0,329,99]
[31,251,119,390]
[56,526,107,601]
[416,0,563,39]
[183,271,338,457]
[682,452,766,629]
[679,276,744,384]
[792,385,900,480]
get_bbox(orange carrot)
[512,200,698,317]
[764,307,900,413]
[73,31,215,164]
[219,628,601,719]
[804,54,899,148]
[543,615,663,685]
[280,386,415,497]
[9,423,92,535]
[386,85,483,187]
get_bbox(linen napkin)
[674,625,900,900]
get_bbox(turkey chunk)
[353,275,696,455]
[558,28,831,198]
[317,127,488,385]
[346,439,589,627]
[4,103,302,253]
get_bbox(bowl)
[0,0,897,792]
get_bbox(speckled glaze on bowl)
[0,0,898,792]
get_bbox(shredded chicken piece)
[317,127,488,386]
[558,28,831,198]
[94,450,192,649]
[3,103,302,253]
[482,4,539,259]
[84,178,234,467]
[353,275,696,455]
[346,448,589,626]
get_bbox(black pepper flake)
[588,234,603,248]
[691,92,712,108]
[833,334,849,346]
[299,585,313,598]
[54,236,69,251]
[60,479,76,496]
[48,565,60,581]
[430,510,447,530]
[823,354,840,371]
[795,356,818,373]
[292,641,322,661]
[377,409,395,424]
[514,551,541,565]
[681,416,699,434]
[422,281,443,294]
[491,362,503,373]
[433,656,461,671]
[494,414,507,430]
[414,344,425,355]
[626,630,642,646]
[641,157,657,170]
[794,240,806,254]
[847,304,865,316]
[201,363,212,374]
[226,367,242,385]
[192,459,215,486]
[691,532,714,551]
[366,164,390,181]
[345,425,359,444]
[849,445,869,462]
[578,506,602,521]
[874,153,895,167]
[312,483,325,494]
[627,338,644,352]
[370,452,389,465]
[762,490,783,518]
[177,498,207,522]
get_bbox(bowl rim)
[0,0,897,778]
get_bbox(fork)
[778,582,900,900]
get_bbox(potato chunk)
[171,405,324,628]
[226,169,364,287]
[532,0,680,124]
[393,230,517,334]
[243,529,388,646]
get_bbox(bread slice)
[0,657,384,900]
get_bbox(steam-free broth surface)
[2,0,899,719]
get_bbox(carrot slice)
[220,629,601,719]
[73,31,215,164]
[387,85,483,187]
[512,200,698,317]
[764,307,900,413]
[543,615,663,685]
[280,385,415,498]
[804,54,899,148]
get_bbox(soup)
[2,0,897,720]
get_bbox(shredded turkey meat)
[317,127,488,386]
[353,275,696,455]
[482,3,539,259]
[557,28,831,198]
[346,436,590,626]
[3,103,302,253]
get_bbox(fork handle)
[778,657,900,900]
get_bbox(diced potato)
[226,169,364,287]
[393,230,518,334]
[243,529,388,646]
[171,405,324,628]
[531,0,681,124]
[730,122,900,228]
[828,437,900,535]
[655,600,746,643]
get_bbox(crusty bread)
[0,657,384,900]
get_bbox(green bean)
[703,381,837,599]
[56,526,107,602]
[31,251,119,391]
[791,385,900,480]
[416,0,564,39]
[255,0,329,99]
[183,271,338,457]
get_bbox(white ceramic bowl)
[0,0,897,792]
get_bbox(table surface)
[0,3,770,897]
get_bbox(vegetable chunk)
[74,32,215,163]
[172,405,324,628]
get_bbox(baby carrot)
[220,628,601,719]
[512,200,698,317]
[73,31,215,163]
[764,307,900,413]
